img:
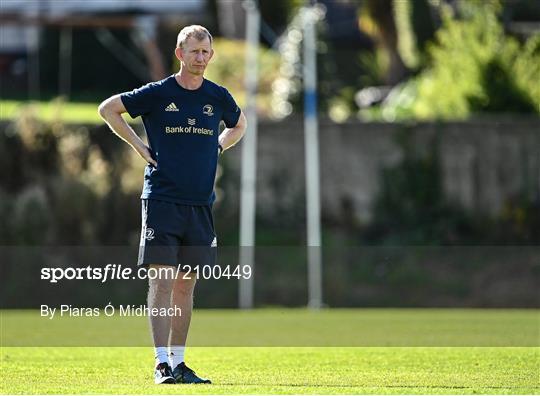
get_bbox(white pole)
[303,5,323,309]
[239,0,260,309]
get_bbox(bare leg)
[167,270,212,383]
[169,271,197,347]
[147,264,175,349]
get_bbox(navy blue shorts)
[138,199,217,270]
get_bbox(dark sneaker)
[154,362,175,384]
[172,362,211,384]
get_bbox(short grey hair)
[176,25,213,48]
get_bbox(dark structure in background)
[0,0,206,99]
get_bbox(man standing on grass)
[98,25,246,385]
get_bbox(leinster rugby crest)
[145,228,155,240]
[203,104,214,116]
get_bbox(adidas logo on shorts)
[165,102,179,112]
[211,237,217,247]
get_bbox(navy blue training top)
[121,75,241,206]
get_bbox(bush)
[13,186,52,244]
[375,2,540,120]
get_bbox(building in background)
[0,0,206,98]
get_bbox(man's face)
[176,36,214,76]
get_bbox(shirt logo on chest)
[187,118,196,125]
[203,104,214,116]
[165,102,179,112]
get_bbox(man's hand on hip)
[135,143,158,167]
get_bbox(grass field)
[2,309,539,347]
[1,347,538,394]
[1,99,105,124]
[1,309,539,394]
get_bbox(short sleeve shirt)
[121,75,241,205]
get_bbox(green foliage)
[378,3,540,120]
[394,0,435,69]
[13,186,52,244]
[513,33,540,108]
[358,50,387,87]
[48,177,99,244]
[393,0,435,69]
[328,88,358,123]
[0,110,138,245]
